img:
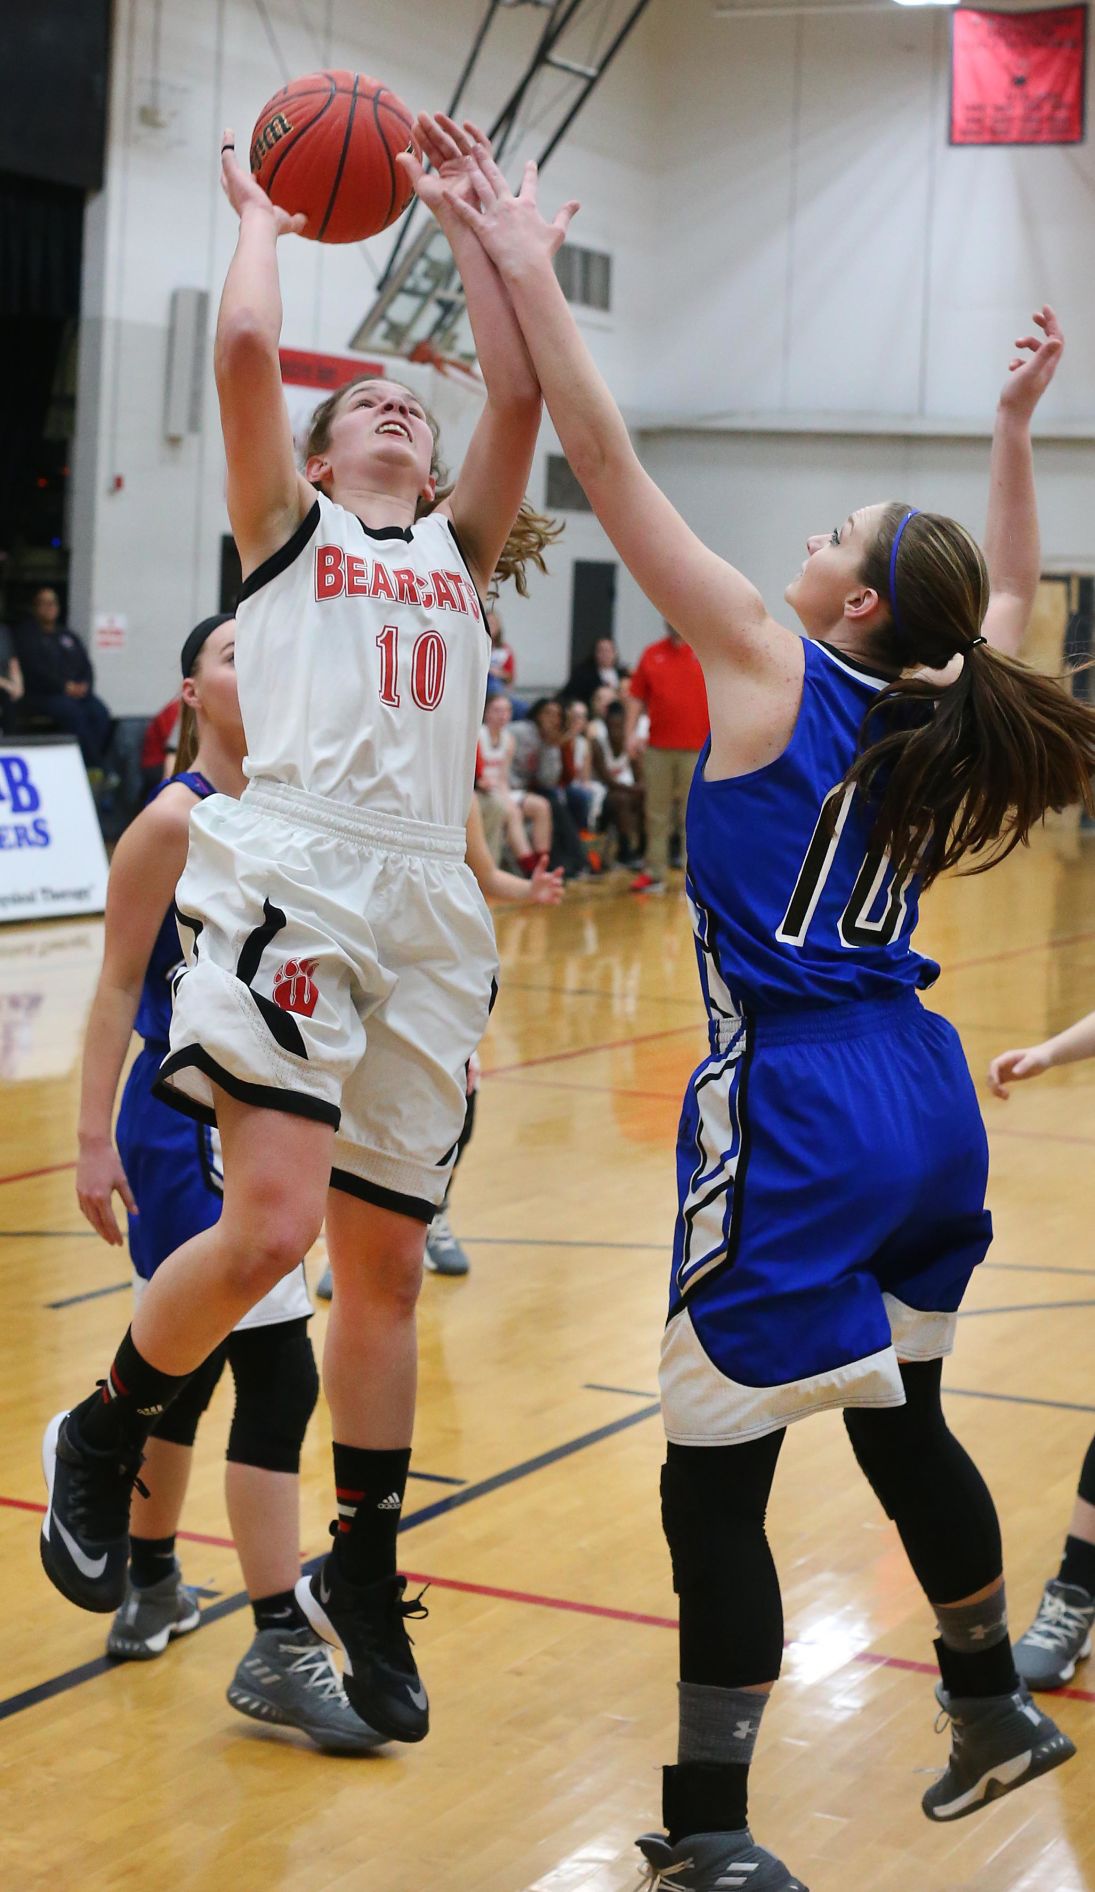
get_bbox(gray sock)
[677,1681,769,1766]
[936,1582,1009,1653]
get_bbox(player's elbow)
[214,312,277,383]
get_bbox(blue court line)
[46,1282,130,1309]
[584,1382,658,1399]
[407,1470,466,1487]
[461,1237,667,1251]
[0,1230,98,1240]
[959,1299,1095,1319]
[946,1387,1095,1415]
[0,1400,659,1724]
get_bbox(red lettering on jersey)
[446,569,479,619]
[345,553,369,596]
[432,570,460,612]
[392,567,419,606]
[370,561,397,602]
[315,545,345,600]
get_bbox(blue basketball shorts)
[116,1045,310,1329]
[660,992,992,1445]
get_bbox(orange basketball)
[249,70,417,243]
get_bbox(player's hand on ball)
[402,114,496,216]
[77,1138,138,1247]
[987,1043,1053,1099]
[999,306,1064,419]
[220,130,307,236]
[446,151,579,276]
[529,856,565,905]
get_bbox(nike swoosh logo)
[406,1681,428,1710]
[54,1515,108,1581]
[319,1572,332,1607]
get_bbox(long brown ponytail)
[843,502,1095,886]
[304,377,563,599]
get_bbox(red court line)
[0,1494,235,1551]
[948,926,1095,975]
[0,1160,77,1192]
[4,1489,1093,1704]
[491,1073,681,1104]
[485,1023,700,1080]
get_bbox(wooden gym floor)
[1,828,1094,1892]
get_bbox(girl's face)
[590,685,614,720]
[183,621,242,739]
[537,702,563,743]
[567,702,588,736]
[307,380,436,501]
[784,502,888,638]
[484,695,512,735]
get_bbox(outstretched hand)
[987,1043,1053,1099]
[528,856,565,905]
[220,129,306,236]
[440,149,579,278]
[999,305,1064,419]
[397,113,496,218]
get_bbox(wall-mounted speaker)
[164,287,209,441]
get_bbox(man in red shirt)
[625,621,709,893]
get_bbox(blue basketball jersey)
[685,637,939,1018]
[133,771,214,1046]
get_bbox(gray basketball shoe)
[106,1565,201,1659]
[227,1625,386,1753]
[922,1681,1075,1821]
[635,1831,809,1890]
[424,1210,470,1277]
[1014,1579,1094,1691]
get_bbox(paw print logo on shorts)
[271,958,320,1018]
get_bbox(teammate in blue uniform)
[75,614,376,1751]
[455,159,1093,1888]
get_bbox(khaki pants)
[643,746,697,879]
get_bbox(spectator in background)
[15,586,113,771]
[512,697,588,877]
[562,699,596,829]
[626,619,709,894]
[141,693,183,794]
[0,621,24,734]
[487,608,517,690]
[476,692,553,872]
[564,634,630,708]
[592,698,644,866]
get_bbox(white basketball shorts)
[156,778,499,1221]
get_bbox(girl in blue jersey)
[454,159,1095,1889]
[75,615,374,1751]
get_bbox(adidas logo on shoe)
[377,1492,402,1512]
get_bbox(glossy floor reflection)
[1,826,1093,1891]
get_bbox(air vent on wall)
[546,455,593,512]
[554,243,612,312]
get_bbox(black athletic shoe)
[295,1559,430,1743]
[40,1410,144,1613]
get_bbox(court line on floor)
[0,1399,660,1722]
[46,1282,130,1309]
[959,1300,1095,1319]
[947,925,1095,974]
[0,1160,77,1191]
[0,1229,98,1240]
[485,1024,700,1080]
[583,1383,1095,1417]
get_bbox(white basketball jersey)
[235,491,490,827]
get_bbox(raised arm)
[982,306,1064,658]
[447,156,799,685]
[76,791,195,1244]
[400,117,542,594]
[214,132,314,577]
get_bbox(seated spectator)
[562,699,597,829]
[477,693,553,873]
[588,682,618,750]
[0,621,24,734]
[592,699,645,866]
[512,698,589,877]
[564,635,631,709]
[14,586,113,771]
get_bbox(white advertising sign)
[0,738,110,923]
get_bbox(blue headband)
[887,508,920,636]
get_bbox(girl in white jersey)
[41,114,551,1748]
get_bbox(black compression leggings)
[152,1317,318,1474]
[662,1360,1004,1689]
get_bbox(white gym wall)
[70,0,1095,712]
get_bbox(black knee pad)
[661,1436,783,1595]
[225,1318,319,1473]
[152,1346,227,1448]
[1079,1433,1095,1507]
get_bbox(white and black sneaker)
[635,1830,809,1890]
[424,1211,470,1278]
[107,1564,201,1659]
[227,1626,386,1753]
[1014,1579,1095,1691]
[296,1558,430,1743]
[41,1410,144,1613]
[921,1680,1076,1821]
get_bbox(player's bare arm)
[76,787,198,1245]
[982,306,1064,657]
[447,152,801,693]
[400,116,542,594]
[214,132,315,575]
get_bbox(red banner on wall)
[951,5,1087,146]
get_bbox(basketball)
[249,69,418,243]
